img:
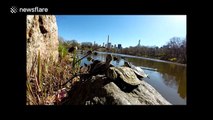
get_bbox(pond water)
[77,51,186,105]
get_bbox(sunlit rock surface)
[62,75,171,105]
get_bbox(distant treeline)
[119,37,186,64]
[58,36,186,64]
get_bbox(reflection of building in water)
[177,73,186,99]
[162,74,177,88]
[159,63,186,100]
[133,57,186,101]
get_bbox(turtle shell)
[132,67,148,78]
[107,67,141,86]
[124,61,148,78]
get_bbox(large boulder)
[26,15,59,75]
[62,75,171,105]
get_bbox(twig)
[72,47,98,66]
[61,73,90,87]
[72,53,90,66]
[62,48,98,87]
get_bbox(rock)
[26,15,59,75]
[61,75,171,105]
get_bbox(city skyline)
[56,15,186,48]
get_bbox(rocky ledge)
[61,75,171,105]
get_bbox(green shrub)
[58,42,68,59]
[169,57,177,62]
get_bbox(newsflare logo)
[10,6,18,13]
[10,6,48,13]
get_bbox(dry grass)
[26,51,80,105]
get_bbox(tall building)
[107,42,111,48]
[107,35,109,45]
[138,40,141,47]
[118,44,122,49]
[107,35,110,48]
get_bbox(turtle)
[78,54,113,82]
[68,46,77,53]
[89,54,113,75]
[106,66,142,91]
[113,56,119,61]
[83,59,101,74]
[124,61,149,79]
[80,63,90,73]
[93,52,98,56]
[80,58,102,74]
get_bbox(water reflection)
[77,51,186,104]
[126,56,186,101]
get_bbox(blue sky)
[56,15,186,48]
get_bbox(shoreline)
[90,51,187,67]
